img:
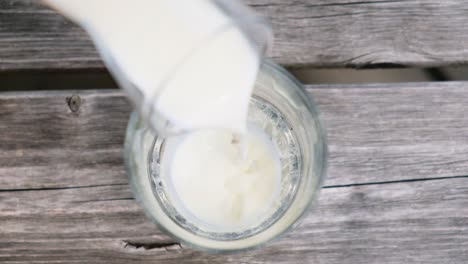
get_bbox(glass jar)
[124,60,327,252]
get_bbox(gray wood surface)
[0,82,467,263]
[2,0,468,71]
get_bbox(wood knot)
[66,95,81,113]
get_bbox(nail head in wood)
[67,95,81,113]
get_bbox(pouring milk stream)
[44,0,281,230]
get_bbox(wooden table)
[1,1,467,263]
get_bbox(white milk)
[162,126,281,230]
[44,0,259,133]
[45,0,281,230]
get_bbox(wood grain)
[0,91,130,189]
[2,83,468,189]
[312,82,468,186]
[2,0,468,71]
[0,174,466,263]
[0,82,468,262]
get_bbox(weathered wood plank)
[0,91,130,189]
[312,82,468,185]
[1,82,468,262]
[0,176,466,263]
[2,82,468,189]
[2,0,468,71]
